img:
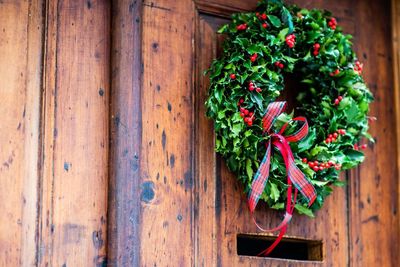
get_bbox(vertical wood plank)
[39,1,110,266]
[392,4,400,263]
[140,0,195,265]
[349,1,400,266]
[107,0,143,266]
[0,1,44,266]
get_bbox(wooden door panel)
[193,0,399,266]
[38,1,110,266]
[195,8,348,267]
[0,0,398,266]
[139,1,196,266]
[0,1,44,266]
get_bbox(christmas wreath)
[205,0,374,253]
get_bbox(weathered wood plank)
[349,1,400,266]
[0,1,44,266]
[107,0,143,266]
[38,1,110,266]
[140,0,195,265]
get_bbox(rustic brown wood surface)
[107,0,143,266]
[0,1,44,266]
[0,0,398,266]
[38,1,110,266]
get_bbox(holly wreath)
[205,0,374,221]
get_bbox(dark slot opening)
[237,234,323,261]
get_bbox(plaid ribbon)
[247,101,317,256]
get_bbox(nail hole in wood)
[237,234,323,261]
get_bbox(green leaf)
[281,7,294,33]
[268,15,282,27]
[269,182,280,201]
[295,204,315,218]
[246,159,253,180]
[278,28,289,41]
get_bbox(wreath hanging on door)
[205,0,374,255]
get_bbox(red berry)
[361,144,367,149]
[250,56,256,62]
[249,86,254,91]
[302,158,308,163]
[230,73,236,80]
[240,112,245,118]
[239,98,244,104]
[326,138,332,143]
[338,95,343,101]
[354,144,359,150]
[279,63,284,69]
[335,166,341,170]
[240,108,245,113]
[333,133,338,138]
[244,117,250,123]
[244,109,249,115]
[256,87,262,93]
[262,23,268,28]
[328,161,334,166]
[247,121,253,126]
[313,166,319,172]
[328,134,333,138]
[319,166,324,171]
[313,43,320,49]
[332,137,337,142]
[309,162,315,167]
[261,13,267,20]
[274,61,280,66]
[313,50,319,56]
[334,99,340,105]
[314,161,319,165]
[237,23,247,30]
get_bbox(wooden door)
[0,0,399,266]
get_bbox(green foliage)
[205,0,373,217]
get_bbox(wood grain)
[140,0,195,265]
[392,3,400,261]
[107,0,143,266]
[0,1,44,266]
[348,1,400,266]
[38,1,110,266]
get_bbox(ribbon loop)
[247,101,317,256]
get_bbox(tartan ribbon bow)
[247,101,317,256]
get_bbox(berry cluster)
[330,69,340,76]
[236,23,247,31]
[285,34,296,48]
[313,43,320,56]
[250,53,258,62]
[328,17,337,30]
[354,143,368,150]
[256,12,268,20]
[274,61,284,69]
[248,81,262,93]
[239,107,255,126]
[256,12,269,28]
[325,129,346,143]
[354,60,363,75]
[303,158,342,171]
[333,95,343,106]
